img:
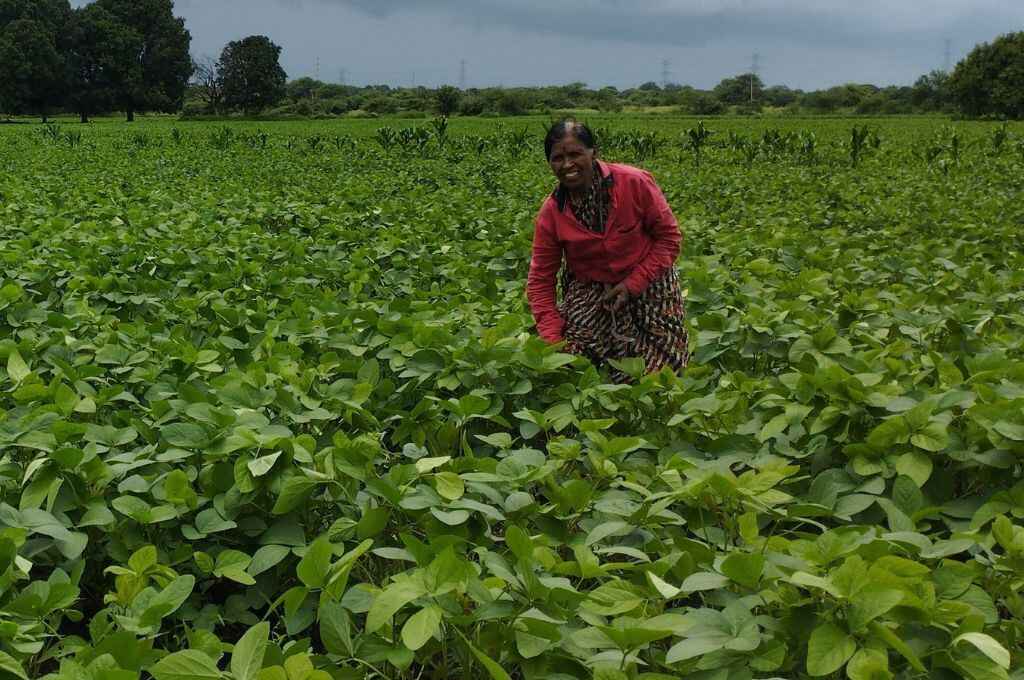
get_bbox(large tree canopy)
[219,35,287,113]
[950,31,1024,119]
[94,0,191,120]
[0,0,69,119]
[66,3,141,123]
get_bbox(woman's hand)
[602,282,630,312]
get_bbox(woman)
[526,120,688,379]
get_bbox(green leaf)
[869,621,925,672]
[910,421,948,451]
[162,423,210,448]
[806,622,856,676]
[894,451,932,486]
[230,622,269,680]
[272,476,320,515]
[6,351,30,383]
[867,416,909,450]
[297,537,332,589]
[401,604,443,651]
[848,586,903,631]
[430,508,469,525]
[721,552,764,588]
[0,651,28,680]
[892,475,924,513]
[505,526,534,563]
[319,601,352,656]
[149,650,224,680]
[456,630,511,680]
[247,452,282,477]
[646,571,681,599]
[356,506,391,539]
[993,421,1024,441]
[365,580,426,633]
[415,456,451,474]
[248,545,290,577]
[141,575,195,626]
[434,472,465,500]
[679,571,729,592]
[846,648,890,680]
[954,633,1010,669]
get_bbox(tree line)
[220,72,957,120]
[1,1,1021,122]
[0,0,191,122]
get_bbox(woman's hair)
[544,119,597,160]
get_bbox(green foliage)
[950,31,1024,119]
[0,0,69,119]
[219,35,287,114]
[93,0,192,120]
[436,85,460,117]
[0,116,1021,679]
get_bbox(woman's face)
[548,134,595,192]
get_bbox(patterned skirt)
[559,268,689,381]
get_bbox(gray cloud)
[68,0,1024,88]
[313,0,1020,51]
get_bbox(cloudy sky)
[74,0,1022,89]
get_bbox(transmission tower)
[750,52,760,102]
[459,59,466,89]
[943,38,952,72]
[661,58,671,88]
[339,68,347,86]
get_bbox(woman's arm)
[526,211,565,343]
[622,172,682,296]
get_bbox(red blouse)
[526,160,682,343]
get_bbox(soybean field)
[0,115,1023,680]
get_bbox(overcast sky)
[73,0,1022,89]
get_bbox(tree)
[763,85,799,108]
[94,0,191,120]
[0,0,69,120]
[713,73,764,105]
[65,3,142,123]
[950,32,1024,118]
[911,70,951,111]
[191,54,223,114]
[0,20,62,119]
[286,76,320,102]
[219,35,287,113]
[436,85,460,116]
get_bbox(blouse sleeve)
[526,208,565,343]
[622,172,682,296]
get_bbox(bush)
[690,93,725,115]
[458,95,486,116]
[497,90,531,116]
